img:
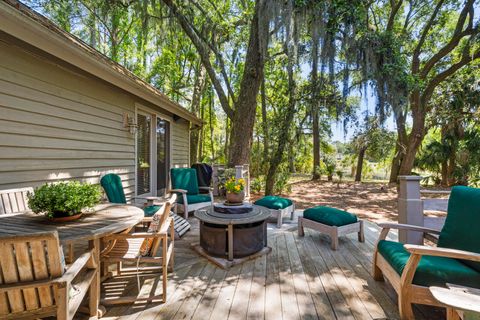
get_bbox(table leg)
[88,238,101,319]
[228,224,233,261]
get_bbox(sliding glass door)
[136,111,170,197]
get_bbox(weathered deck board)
[75,217,444,320]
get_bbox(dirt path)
[253,180,399,223]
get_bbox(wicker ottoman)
[254,196,295,228]
[298,206,364,250]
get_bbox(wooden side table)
[430,284,480,320]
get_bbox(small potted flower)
[27,181,101,222]
[224,177,246,204]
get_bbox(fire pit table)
[193,203,271,268]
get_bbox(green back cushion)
[170,168,199,195]
[303,206,357,226]
[254,196,293,210]
[143,205,161,217]
[438,186,480,272]
[378,240,480,288]
[177,194,211,205]
[100,173,127,204]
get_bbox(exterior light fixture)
[123,113,138,134]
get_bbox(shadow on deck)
[85,214,444,320]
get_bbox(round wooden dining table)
[0,203,144,318]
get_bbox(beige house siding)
[0,38,191,199]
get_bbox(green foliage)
[273,171,292,195]
[250,176,264,194]
[28,181,101,218]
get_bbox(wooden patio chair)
[100,173,190,237]
[0,187,76,263]
[170,168,213,219]
[373,186,480,320]
[100,194,176,304]
[0,231,96,320]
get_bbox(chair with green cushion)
[100,173,191,237]
[170,168,213,219]
[373,186,480,320]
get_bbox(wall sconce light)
[123,113,138,134]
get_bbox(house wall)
[0,38,190,199]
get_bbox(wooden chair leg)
[298,217,305,236]
[399,292,415,320]
[358,220,365,243]
[56,285,68,320]
[277,209,282,228]
[331,227,339,250]
[67,243,74,264]
[162,235,168,303]
[290,204,295,220]
[372,254,384,281]
[446,308,461,320]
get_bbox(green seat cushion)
[143,205,161,217]
[303,206,357,226]
[378,240,480,288]
[177,194,211,205]
[171,168,199,195]
[438,186,480,272]
[100,173,126,204]
[254,196,293,210]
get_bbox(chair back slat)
[30,240,54,307]
[0,232,62,316]
[14,242,40,310]
[0,187,33,214]
[0,241,25,313]
[0,270,10,316]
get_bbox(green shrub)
[250,176,264,194]
[28,181,102,218]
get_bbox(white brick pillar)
[398,175,424,244]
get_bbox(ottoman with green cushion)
[298,206,364,250]
[254,196,295,228]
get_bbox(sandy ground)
[252,179,447,223]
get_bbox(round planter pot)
[49,213,83,222]
[226,191,245,204]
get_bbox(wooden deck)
[91,216,443,320]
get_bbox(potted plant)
[224,177,246,204]
[27,181,101,222]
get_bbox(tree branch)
[420,0,476,78]
[387,0,403,32]
[160,0,234,119]
[412,0,444,72]
[422,48,480,106]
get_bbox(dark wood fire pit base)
[191,243,271,269]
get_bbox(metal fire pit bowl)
[194,204,271,261]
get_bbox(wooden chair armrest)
[169,189,187,194]
[105,233,164,240]
[198,186,213,191]
[377,223,441,234]
[404,245,480,262]
[55,249,94,284]
[158,217,173,234]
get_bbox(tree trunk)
[265,2,296,195]
[311,21,321,180]
[389,108,408,183]
[399,97,426,175]
[261,77,269,172]
[227,0,269,166]
[189,65,206,165]
[447,146,456,186]
[355,147,366,182]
